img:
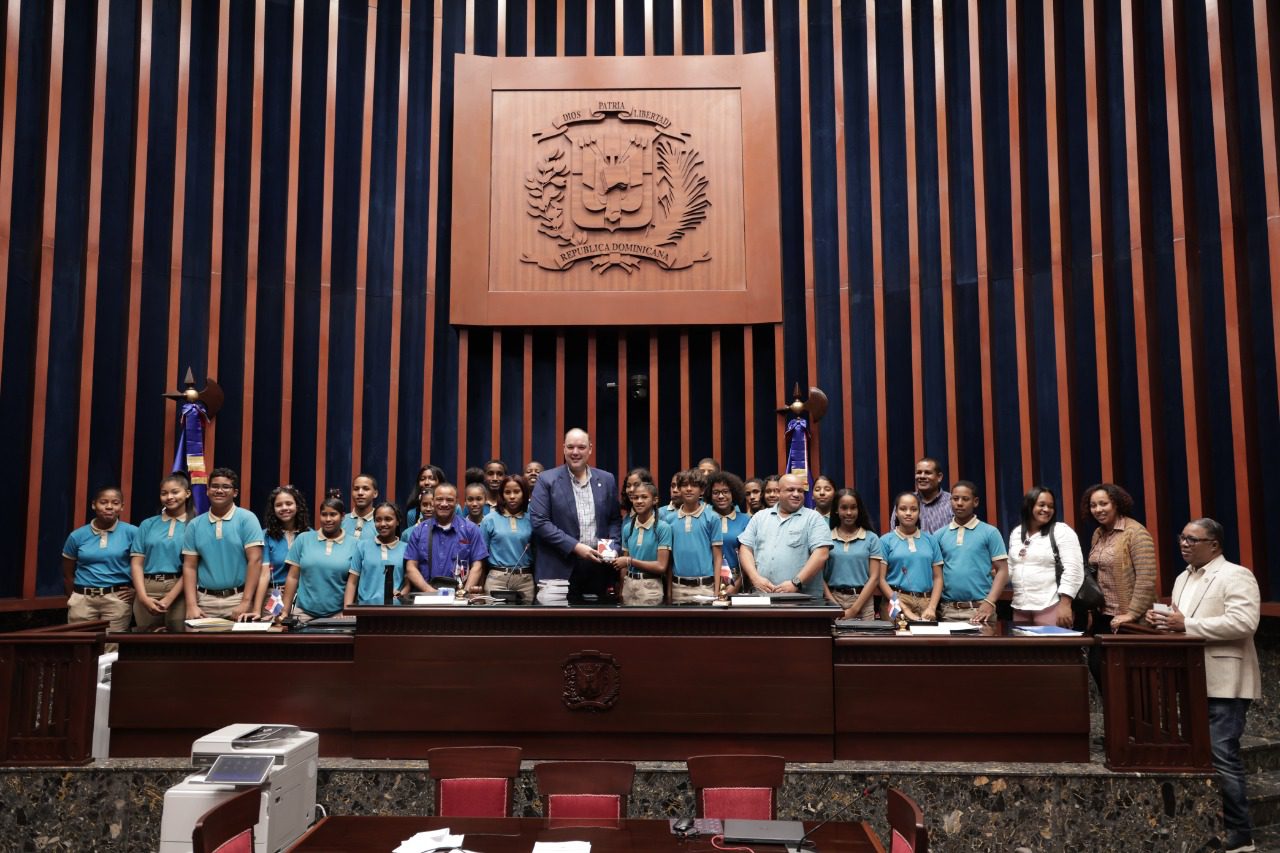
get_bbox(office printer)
[159,724,319,853]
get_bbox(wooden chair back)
[887,787,928,853]
[534,760,635,819]
[427,745,523,817]
[686,753,785,820]
[192,787,260,853]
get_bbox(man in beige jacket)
[1148,518,1261,853]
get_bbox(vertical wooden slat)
[313,0,340,506]
[528,0,536,55]
[120,0,153,507]
[764,0,772,52]
[833,0,855,489]
[1253,0,1280,521]
[497,0,507,54]
[798,0,818,412]
[1007,0,1034,489]
[457,328,469,478]
[644,0,653,56]
[240,0,267,500]
[491,332,502,458]
[73,0,112,523]
[385,0,412,502]
[743,325,755,473]
[351,0,379,478]
[965,0,998,517]
[702,0,712,51]
[22,0,67,596]
[556,0,564,55]
[280,0,306,483]
[734,0,743,54]
[421,0,446,467]
[673,0,682,55]
[1204,0,1255,568]
[1119,0,1162,559]
[1161,0,1203,517]
[1043,0,1076,522]
[0,0,20,395]
[162,0,193,467]
[901,0,924,462]
[616,0,624,53]
[465,0,475,53]
[204,0,231,468]
[1082,0,1113,480]
[866,0,889,523]
[679,331,690,468]
[773,324,785,466]
[586,0,595,53]
[933,0,958,485]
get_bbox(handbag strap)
[1047,524,1064,586]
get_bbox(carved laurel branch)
[652,138,710,247]
[523,147,582,247]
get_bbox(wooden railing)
[1098,629,1212,772]
[0,621,105,766]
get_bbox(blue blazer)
[529,465,621,582]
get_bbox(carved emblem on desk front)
[562,650,621,711]
[522,102,711,274]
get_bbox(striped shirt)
[890,490,954,534]
[571,470,597,546]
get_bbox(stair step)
[1250,770,1280,829]
[1250,823,1280,852]
[1245,737,1280,776]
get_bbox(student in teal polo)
[346,502,409,606]
[341,474,380,539]
[129,473,194,632]
[616,482,672,605]
[283,493,362,621]
[707,471,750,594]
[937,481,1009,623]
[62,486,138,633]
[826,488,885,619]
[668,468,723,603]
[182,467,265,621]
[479,476,536,602]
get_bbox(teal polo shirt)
[351,537,409,605]
[341,511,377,540]
[131,513,189,576]
[737,505,833,597]
[63,522,137,587]
[286,530,361,617]
[182,506,265,590]
[713,509,751,570]
[479,511,534,568]
[824,529,885,587]
[937,517,1008,602]
[621,513,672,565]
[880,529,942,593]
[262,533,298,586]
[669,503,722,578]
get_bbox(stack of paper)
[531,843,591,853]
[1013,625,1084,637]
[536,579,570,605]
[394,828,465,853]
[183,617,234,631]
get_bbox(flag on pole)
[173,401,211,513]
[784,415,814,508]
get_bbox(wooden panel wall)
[0,0,1277,606]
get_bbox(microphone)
[786,777,888,853]
[383,563,395,605]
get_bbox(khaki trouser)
[68,591,132,632]
[484,569,535,602]
[892,590,934,620]
[133,575,187,632]
[621,576,664,605]
[197,590,244,619]
[670,579,714,604]
[940,599,988,622]
[829,588,874,619]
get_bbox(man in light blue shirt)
[737,474,833,599]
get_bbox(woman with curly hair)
[706,470,749,592]
[253,485,312,617]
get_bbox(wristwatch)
[790,575,804,588]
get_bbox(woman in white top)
[1007,486,1084,627]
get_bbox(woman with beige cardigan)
[1079,482,1158,688]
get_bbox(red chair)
[427,746,523,818]
[887,787,928,853]
[192,787,261,853]
[686,754,786,820]
[534,761,635,819]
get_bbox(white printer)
[159,724,319,853]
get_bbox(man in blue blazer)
[530,428,621,600]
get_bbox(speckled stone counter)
[0,756,1223,852]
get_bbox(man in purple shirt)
[890,458,955,534]
[404,484,489,593]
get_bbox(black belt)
[672,575,713,586]
[197,585,245,597]
[626,570,662,581]
[143,572,179,582]
[943,599,985,609]
[829,584,863,594]
[73,584,130,596]
[894,587,932,597]
[489,566,532,575]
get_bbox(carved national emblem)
[522,102,711,274]
[561,650,621,711]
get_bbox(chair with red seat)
[686,754,786,820]
[192,787,261,853]
[887,787,929,853]
[427,746,523,818]
[534,761,636,819]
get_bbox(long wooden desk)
[289,816,885,852]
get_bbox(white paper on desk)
[909,624,983,635]
[531,842,591,853]
[730,595,771,606]
[394,828,465,853]
[230,620,272,632]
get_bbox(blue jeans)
[1208,698,1252,836]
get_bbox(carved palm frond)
[653,139,710,246]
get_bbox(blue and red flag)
[784,415,814,508]
[172,402,211,513]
